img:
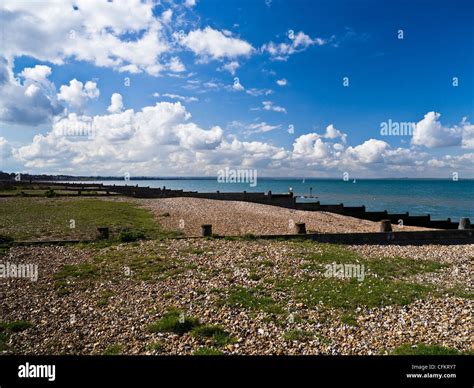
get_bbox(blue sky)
[0,0,473,177]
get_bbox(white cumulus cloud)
[0,0,171,76]
[411,112,462,148]
[0,58,63,125]
[107,93,124,114]
[181,27,254,62]
[57,79,100,110]
[346,139,389,164]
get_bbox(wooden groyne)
[249,229,474,245]
[1,180,470,230]
[293,202,460,229]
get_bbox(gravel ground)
[1,239,471,355]
[138,197,432,236]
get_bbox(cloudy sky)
[0,0,473,178]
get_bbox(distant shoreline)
[1,174,473,182]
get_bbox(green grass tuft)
[145,342,164,353]
[191,325,234,347]
[0,321,33,333]
[341,313,358,326]
[392,343,468,356]
[0,321,33,352]
[54,263,98,280]
[44,189,57,198]
[147,310,200,335]
[118,229,146,242]
[103,344,123,355]
[193,347,224,356]
[219,286,283,314]
[283,329,314,342]
[97,290,115,306]
[0,332,8,351]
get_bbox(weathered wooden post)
[97,227,109,240]
[379,220,392,232]
[201,224,212,237]
[295,223,306,234]
[458,217,471,230]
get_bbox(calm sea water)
[70,179,473,221]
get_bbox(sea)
[65,178,473,221]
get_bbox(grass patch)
[193,347,224,356]
[272,242,447,313]
[44,189,57,198]
[118,229,146,242]
[341,313,358,326]
[145,342,164,353]
[53,263,99,295]
[0,197,174,241]
[0,332,8,351]
[219,286,283,314]
[97,290,115,306]
[103,344,123,355]
[87,243,186,282]
[0,321,32,352]
[283,329,314,342]
[443,285,474,300]
[181,247,207,255]
[191,325,234,347]
[392,344,468,356]
[54,263,99,280]
[249,271,262,281]
[147,310,200,335]
[288,276,434,312]
[367,257,447,280]
[0,321,32,333]
[54,280,72,296]
[298,243,447,280]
